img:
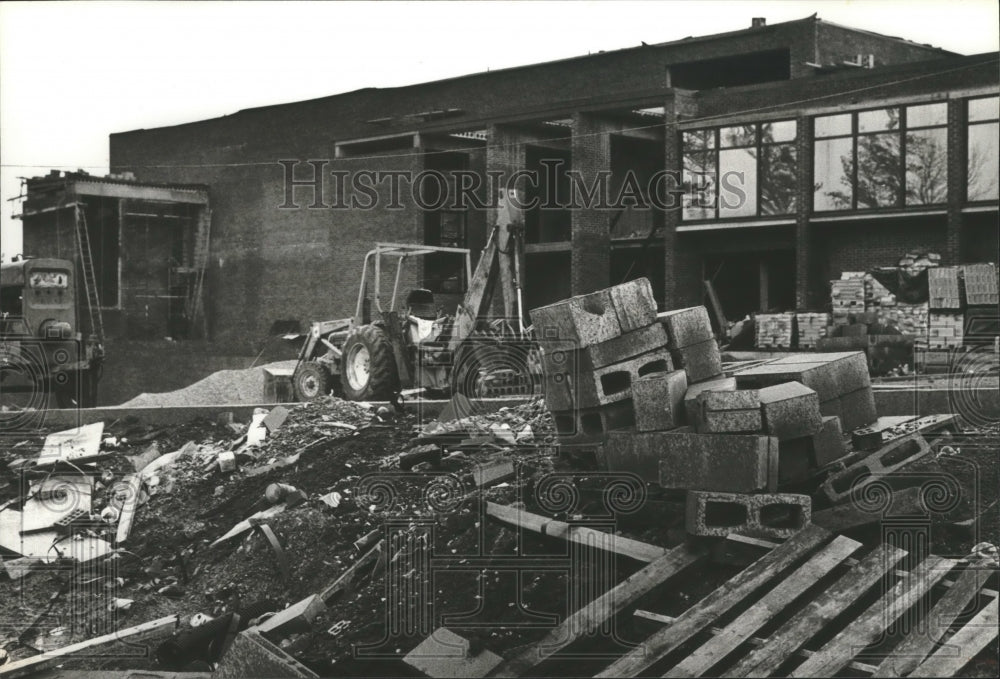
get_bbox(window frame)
[681,119,798,222]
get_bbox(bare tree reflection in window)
[905,128,947,205]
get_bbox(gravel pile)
[120,360,298,407]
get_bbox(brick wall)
[813,217,948,282]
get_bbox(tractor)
[292,190,538,402]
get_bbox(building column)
[485,124,528,317]
[794,115,813,310]
[570,112,611,295]
[662,94,681,310]
[944,99,964,263]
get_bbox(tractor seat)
[406,288,436,320]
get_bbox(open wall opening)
[704,249,796,319]
[525,145,571,243]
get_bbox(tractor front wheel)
[340,324,398,401]
[293,361,331,402]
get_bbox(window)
[682,121,797,220]
[813,103,948,211]
[968,96,999,201]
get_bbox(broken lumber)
[114,474,143,544]
[488,541,706,677]
[0,614,179,678]
[485,502,666,562]
[319,539,385,603]
[907,598,999,678]
[209,503,288,548]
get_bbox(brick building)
[86,17,1000,348]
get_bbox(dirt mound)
[119,360,298,407]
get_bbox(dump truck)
[293,190,538,402]
[0,257,104,408]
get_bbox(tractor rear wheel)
[340,324,398,401]
[293,361,331,402]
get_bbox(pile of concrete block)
[830,277,866,326]
[530,278,672,445]
[796,312,830,349]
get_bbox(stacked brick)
[928,267,961,309]
[961,263,999,306]
[796,312,830,349]
[875,301,930,339]
[830,278,866,326]
[927,313,964,349]
[754,313,795,349]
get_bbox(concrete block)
[735,352,870,403]
[777,415,847,484]
[656,432,779,492]
[633,369,688,432]
[670,338,722,384]
[544,348,672,410]
[694,389,762,433]
[551,400,634,444]
[530,279,656,348]
[758,381,822,440]
[657,306,713,348]
[821,434,931,504]
[216,630,318,678]
[682,376,737,423]
[685,491,811,539]
[404,627,503,678]
[539,323,669,373]
[837,386,878,432]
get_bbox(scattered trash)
[319,491,343,508]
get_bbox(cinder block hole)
[704,501,749,528]
[759,503,804,529]
[600,371,631,396]
[581,413,605,435]
[880,438,924,466]
[830,466,872,494]
[554,414,575,435]
[581,296,607,316]
[637,359,669,378]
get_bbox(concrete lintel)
[70,181,208,205]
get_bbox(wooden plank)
[633,611,878,674]
[319,539,385,603]
[486,502,667,563]
[0,614,179,678]
[595,524,831,678]
[725,542,907,678]
[114,474,142,544]
[907,598,999,678]
[665,535,862,678]
[488,542,706,677]
[789,555,956,678]
[872,565,993,677]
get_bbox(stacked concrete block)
[831,278,866,326]
[656,431,779,493]
[755,313,795,349]
[657,306,723,384]
[693,389,762,434]
[633,370,688,432]
[531,278,662,445]
[685,490,811,539]
[758,381,822,441]
[777,416,847,484]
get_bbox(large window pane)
[760,144,797,214]
[969,97,1000,122]
[762,120,796,143]
[907,102,947,128]
[721,125,755,148]
[856,132,901,208]
[968,122,1000,201]
[814,137,853,210]
[905,128,947,205]
[683,129,715,151]
[859,108,900,133]
[815,114,851,138]
[719,148,757,217]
